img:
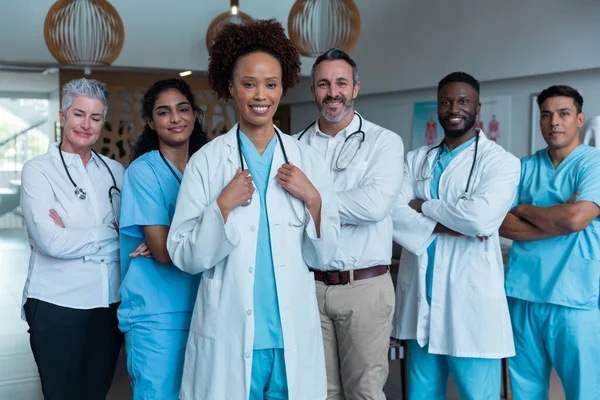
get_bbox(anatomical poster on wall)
[412,95,511,150]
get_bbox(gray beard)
[318,99,354,123]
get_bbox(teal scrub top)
[426,137,477,303]
[505,145,600,309]
[239,132,284,349]
[118,150,201,331]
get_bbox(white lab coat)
[167,125,339,400]
[391,132,519,358]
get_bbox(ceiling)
[1,0,600,101]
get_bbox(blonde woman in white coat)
[167,20,339,400]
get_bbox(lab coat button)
[244,352,251,359]
[248,267,254,273]
[246,309,252,316]
[423,315,429,320]
[250,225,256,232]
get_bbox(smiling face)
[311,59,359,124]
[229,51,283,131]
[59,95,105,153]
[539,96,584,151]
[437,82,480,138]
[148,89,195,148]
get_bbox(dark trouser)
[24,298,123,400]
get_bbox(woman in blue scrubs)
[118,78,208,399]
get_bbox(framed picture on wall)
[530,94,545,155]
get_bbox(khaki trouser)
[315,271,395,400]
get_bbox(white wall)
[290,67,600,160]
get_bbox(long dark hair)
[130,78,208,162]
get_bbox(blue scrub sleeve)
[575,154,600,208]
[120,160,171,238]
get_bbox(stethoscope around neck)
[236,124,306,227]
[297,111,365,172]
[58,142,121,229]
[418,131,480,201]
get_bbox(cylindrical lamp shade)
[288,0,361,58]
[206,10,253,51]
[44,0,125,66]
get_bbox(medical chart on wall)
[412,95,512,150]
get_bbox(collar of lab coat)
[48,141,100,168]
[424,129,488,165]
[314,112,361,139]
[221,123,288,183]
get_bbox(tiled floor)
[0,228,565,400]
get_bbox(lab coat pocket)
[190,277,222,339]
[566,256,600,308]
[466,250,503,301]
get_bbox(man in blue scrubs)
[500,85,600,400]
[239,130,288,399]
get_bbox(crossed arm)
[407,199,463,237]
[499,194,600,241]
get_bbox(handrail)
[0,119,48,149]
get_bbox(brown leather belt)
[310,265,389,286]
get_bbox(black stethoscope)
[159,151,182,184]
[236,124,305,226]
[417,131,480,201]
[237,124,289,208]
[297,111,365,172]
[58,142,121,227]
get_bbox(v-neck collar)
[239,131,277,165]
[543,144,585,172]
[441,136,476,157]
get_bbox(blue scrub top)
[426,137,477,303]
[239,131,284,350]
[118,150,201,331]
[505,144,600,310]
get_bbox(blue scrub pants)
[508,297,600,400]
[408,340,501,400]
[250,348,288,400]
[125,324,189,400]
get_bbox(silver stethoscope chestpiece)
[75,187,86,200]
[241,198,251,207]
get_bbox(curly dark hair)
[130,78,208,163]
[208,19,301,101]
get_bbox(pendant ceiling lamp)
[44,0,125,70]
[288,0,361,58]
[206,0,253,51]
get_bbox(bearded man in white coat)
[391,72,520,400]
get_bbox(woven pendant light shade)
[288,0,361,58]
[44,0,125,67]
[206,0,253,50]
